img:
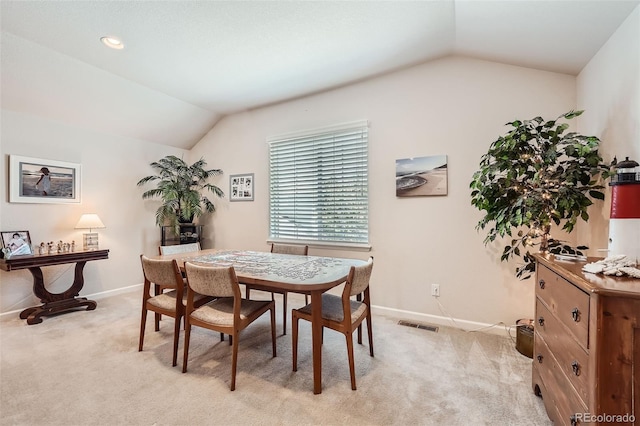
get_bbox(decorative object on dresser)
[533,253,640,425]
[75,213,106,250]
[470,110,612,279]
[607,156,640,263]
[136,155,224,235]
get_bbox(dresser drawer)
[535,300,589,403]
[533,333,588,426]
[536,264,590,350]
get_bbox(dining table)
[153,248,367,394]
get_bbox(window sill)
[267,239,372,252]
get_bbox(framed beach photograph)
[1,231,33,257]
[9,155,81,204]
[230,173,254,202]
[396,155,448,197]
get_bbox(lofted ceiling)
[1,1,638,149]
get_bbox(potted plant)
[137,155,224,235]
[470,110,611,279]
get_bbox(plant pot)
[515,318,534,358]
[178,215,194,224]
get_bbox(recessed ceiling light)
[100,36,124,50]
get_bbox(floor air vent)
[398,320,439,332]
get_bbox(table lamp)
[75,214,105,250]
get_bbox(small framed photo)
[1,231,33,257]
[230,173,254,202]
[9,155,81,204]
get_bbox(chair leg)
[154,312,161,332]
[220,332,224,341]
[345,333,357,390]
[172,315,181,367]
[366,312,374,357]
[182,320,192,373]
[139,307,147,352]
[270,304,277,357]
[304,294,309,305]
[230,332,239,391]
[357,324,362,345]
[292,311,299,372]
[246,286,251,299]
[282,292,287,335]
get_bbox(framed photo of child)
[1,231,33,257]
[9,155,81,204]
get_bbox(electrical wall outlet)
[431,283,440,297]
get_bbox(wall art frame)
[9,155,81,204]
[396,154,448,197]
[1,230,33,258]
[229,173,254,202]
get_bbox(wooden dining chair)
[292,257,374,390]
[138,255,212,366]
[245,243,308,335]
[182,262,277,391]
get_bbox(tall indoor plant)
[470,110,611,279]
[137,155,224,234]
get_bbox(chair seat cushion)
[148,290,208,311]
[297,293,366,323]
[190,298,271,326]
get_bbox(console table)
[0,249,109,325]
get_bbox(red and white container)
[609,157,640,262]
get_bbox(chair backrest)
[140,255,184,291]
[346,257,374,297]
[159,242,201,255]
[184,262,238,298]
[271,243,308,256]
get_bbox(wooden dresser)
[533,254,640,425]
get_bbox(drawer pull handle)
[536,354,543,363]
[538,279,545,289]
[538,316,545,326]
[571,360,581,376]
[571,308,580,322]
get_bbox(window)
[268,121,369,248]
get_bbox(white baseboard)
[371,304,513,337]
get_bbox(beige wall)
[190,56,576,328]
[0,110,186,313]
[3,7,636,326]
[576,5,640,255]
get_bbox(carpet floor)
[0,291,550,425]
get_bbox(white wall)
[576,5,640,255]
[190,56,576,328]
[0,110,186,313]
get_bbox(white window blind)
[269,121,369,246]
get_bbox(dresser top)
[535,253,640,298]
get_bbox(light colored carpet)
[0,291,550,425]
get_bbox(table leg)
[311,289,323,394]
[19,262,97,325]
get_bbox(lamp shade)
[75,214,105,230]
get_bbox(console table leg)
[21,262,97,325]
